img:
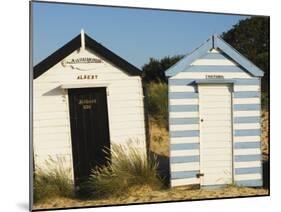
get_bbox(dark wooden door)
[68,87,110,188]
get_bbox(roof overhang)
[166,35,264,78]
[33,32,142,79]
[194,79,236,84]
[60,82,109,89]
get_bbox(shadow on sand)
[149,151,170,187]
[263,159,269,189]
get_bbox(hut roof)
[33,32,142,79]
[166,35,264,77]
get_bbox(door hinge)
[196,173,204,178]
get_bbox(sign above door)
[61,57,104,71]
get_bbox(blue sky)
[33,2,250,68]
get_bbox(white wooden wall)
[169,49,262,187]
[33,48,146,180]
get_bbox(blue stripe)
[171,143,199,150]
[234,129,261,136]
[169,79,195,86]
[235,179,263,187]
[234,142,261,149]
[169,78,259,86]
[170,118,198,125]
[169,92,198,99]
[235,154,261,162]
[170,130,199,138]
[234,78,260,85]
[171,170,199,179]
[200,52,227,59]
[234,116,260,123]
[185,65,243,72]
[233,104,260,111]
[170,156,200,163]
[235,167,262,175]
[169,105,198,112]
[233,91,260,98]
[201,184,227,189]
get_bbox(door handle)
[196,173,204,178]
[200,119,204,122]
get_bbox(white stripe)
[233,98,260,104]
[233,111,260,117]
[170,137,199,144]
[173,72,251,79]
[171,178,199,187]
[170,162,199,172]
[235,161,262,168]
[234,148,261,155]
[201,134,232,141]
[169,99,198,105]
[209,49,220,53]
[170,149,199,157]
[233,123,261,130]
[191,59,236,66]
[170,112,198,118]
[234,136,261,142]
[235,173,262,181]
[169,86,196,92]
[234,85,260,92]
[170,124,199,131]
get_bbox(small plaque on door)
[78,99,97,109]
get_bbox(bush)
[85,143,163,198]
[261,92,269,111]
[33,156,74,203]
[146,82,168,128]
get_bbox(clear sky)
[32,2,250,69]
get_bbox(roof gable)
[166,35,264,77]
[33,32,141,79]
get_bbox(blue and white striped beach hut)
[166,35,264,188]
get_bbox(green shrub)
[33,156,74,203]
[261,92,269,111]
[146,82,168,128]
[85,143,163,198]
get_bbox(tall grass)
[33,156,74,203]
[85,143,163,198]
[146,82,168,128]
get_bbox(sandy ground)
[34,185,268,210]
[33,111,269,210]
[149,118,169,157]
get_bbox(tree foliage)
[142,55,183,83]
[222,17,269,92]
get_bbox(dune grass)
[84,143,163,199]
[146,82,168,128]
[33,156,74,203]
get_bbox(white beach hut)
[33,31,148,187]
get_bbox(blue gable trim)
[166,38,213,77]
[214,37,264,77]
[165,35,264,77]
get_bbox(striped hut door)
[198,84,233,187]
